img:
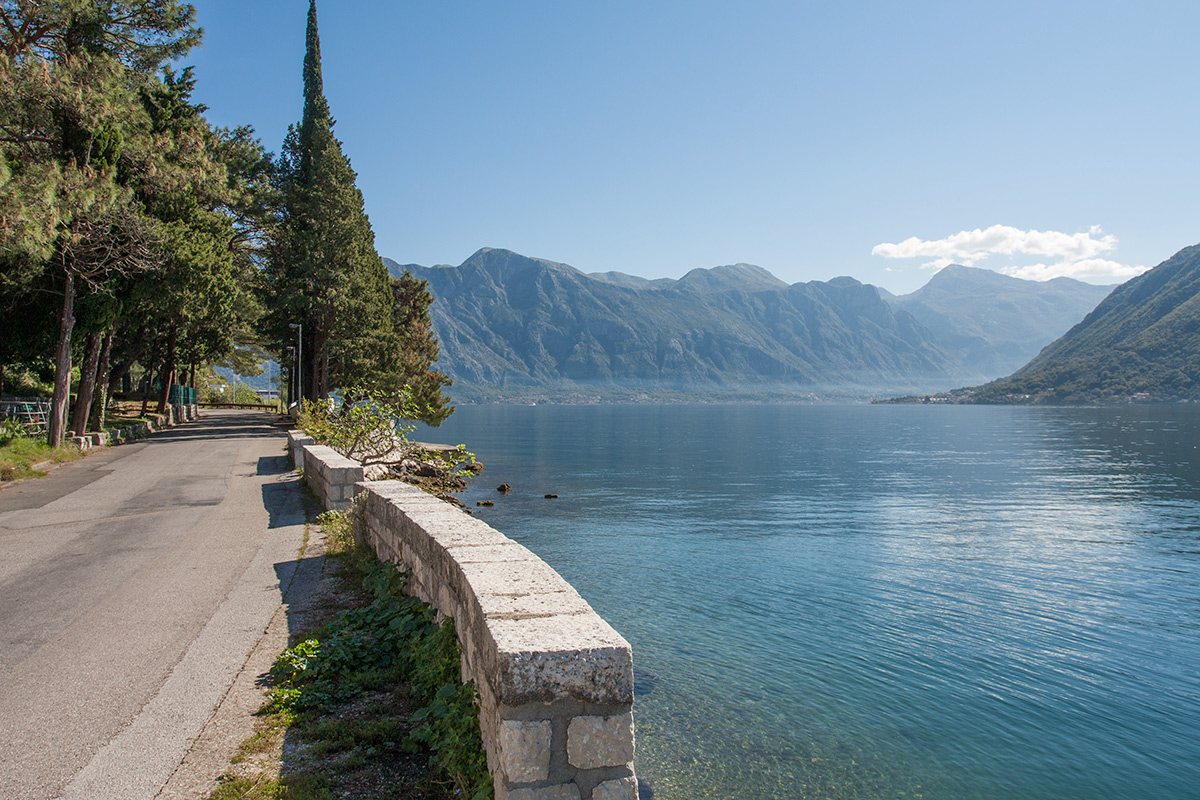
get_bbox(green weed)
[0,435,82,481]
[264,546,491,800]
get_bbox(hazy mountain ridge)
[887,265,1115,377]
[382,248,1116,402]
[968,244,1200,403]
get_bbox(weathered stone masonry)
[288,431,639,800]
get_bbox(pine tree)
[0,1,201,445]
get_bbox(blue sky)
[183,0,1200,293]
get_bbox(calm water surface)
[416,404,1200,800]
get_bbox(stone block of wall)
[300,443,363,510]
[287,430,315,472]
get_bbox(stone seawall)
[288,432,638,800]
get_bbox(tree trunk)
[155,327,177,414]
[89,329,114,432]
[0,363,5,403]
[70,331,103,436]
[106,326,149,399]
[139,337,159,419]
[314,311,335,399]
[139,368,152,418]
[48,272,76,448]
[310,320,324,400]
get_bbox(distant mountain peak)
[885,263,1114,377]
[461,247,584,276]
[677,263,789,292]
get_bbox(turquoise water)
[416,404,1200,799]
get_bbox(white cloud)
[999,258,1147,282]
[872,224,1149,282]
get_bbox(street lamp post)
[289,322,302,407]
[285,345,295,408]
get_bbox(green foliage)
[264,1,392,401]
[231,382,261,404]
[262,3,449,419]
[0,1,273,444]
[298,385,420,465]
[0,418,28,443]
[0,435,82,481]
[269,638,320,685]
[264,546,491,800]
[388,271,453,426]
[208,773,333,800]
[407,626,491,800]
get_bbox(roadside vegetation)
[0,420,81,481]
[2,0,452,451]
[207,505,491,800]
[297,387,480,504]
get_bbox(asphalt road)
[0,410,310,800]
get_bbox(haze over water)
[419,404,1200,799]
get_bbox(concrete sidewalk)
[0,410,315,800]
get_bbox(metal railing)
[168,385,196,406]
[1,397,51,435]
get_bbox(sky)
[182,0,1200,294]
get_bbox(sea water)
[415,404,1200,800]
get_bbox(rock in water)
[633,669,657,697]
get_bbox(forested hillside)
[970,244,1200,403]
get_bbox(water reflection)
[417,405,1200,800]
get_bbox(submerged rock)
[497,483,512,493]
[544,493,558,499]
[438,493,465,508]
[633,669,657,697]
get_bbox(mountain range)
[886,266,1113,379]
[383,249,1114,402]
[967,243,1200,403]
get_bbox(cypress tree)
[270,0,393,400]
[269,0,451,420]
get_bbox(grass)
[205,504,487,800]
[0,435,82,482]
